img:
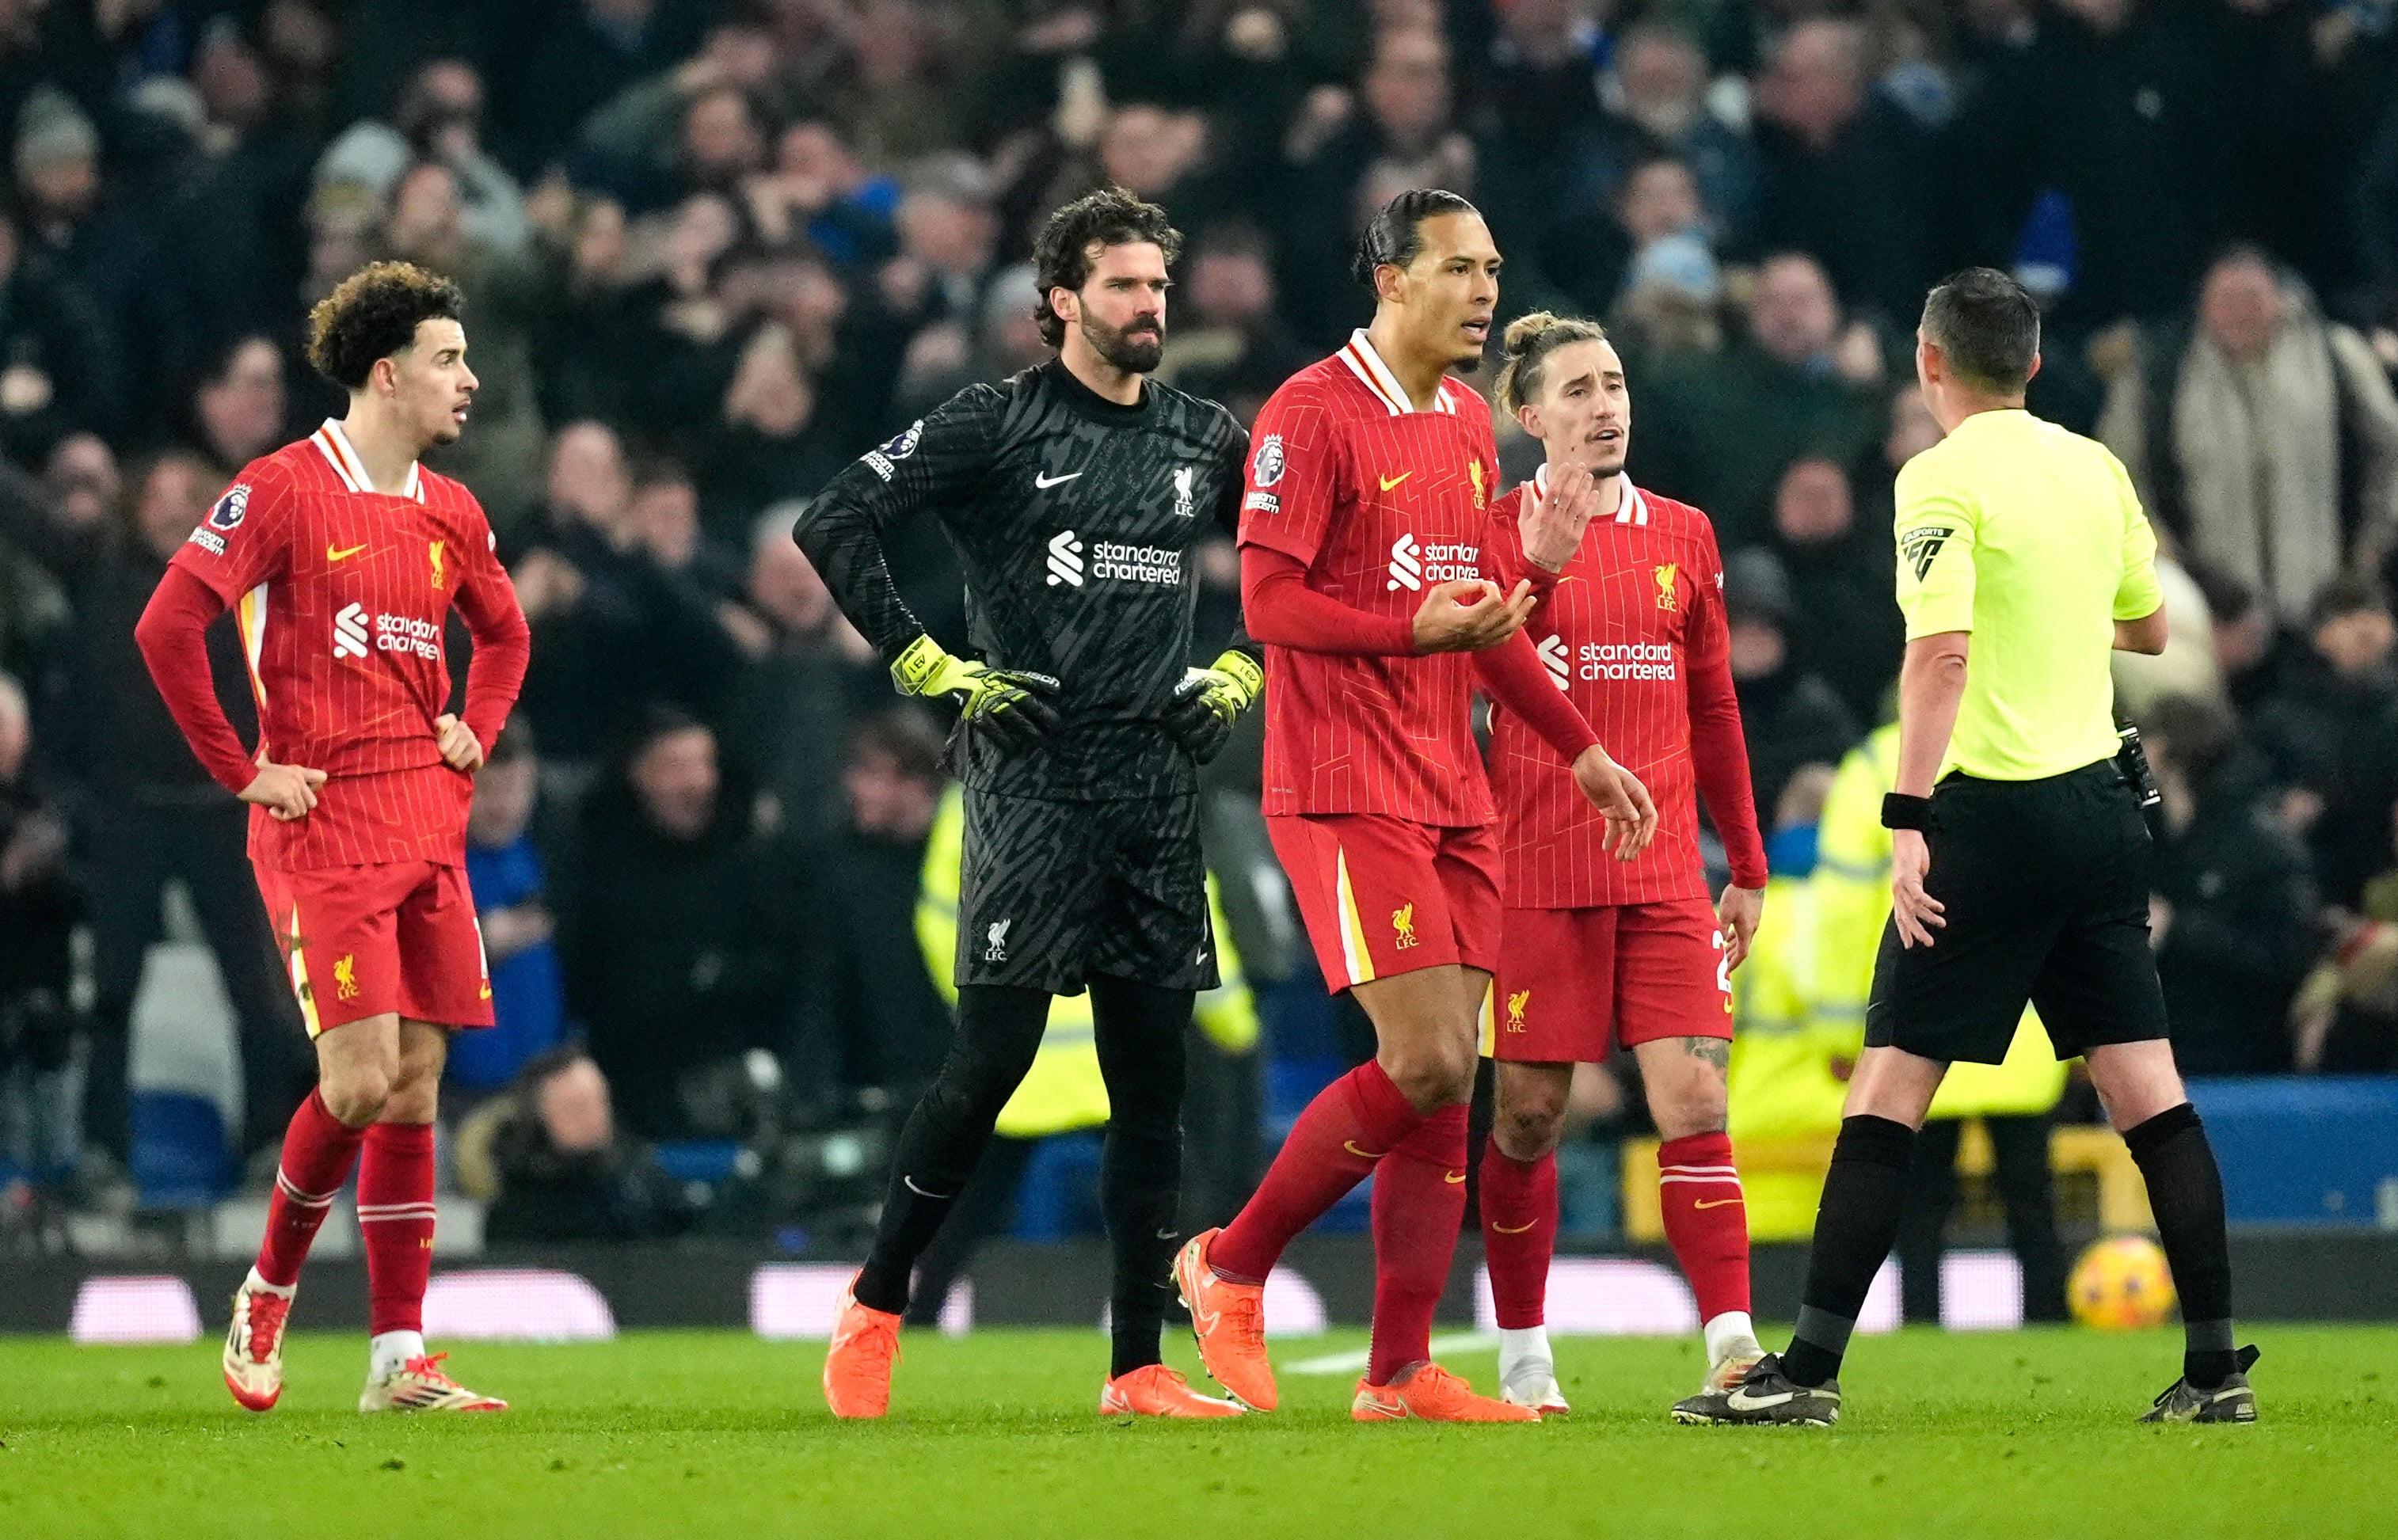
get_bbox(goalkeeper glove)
[891,633,1061,752]
[1164,649,1265,766]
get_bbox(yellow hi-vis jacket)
[1814,724,2068,1120]
[914,786,1260,1139]
[1725,873,1854,1238]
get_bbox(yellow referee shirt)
[1893,408,2164,781]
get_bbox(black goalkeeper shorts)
[954,789,1217,994]
[1865,759,2168,1066]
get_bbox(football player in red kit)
[1475,313,1772,1417]
[1174,193,1658,1423]
[135,263,530,1414]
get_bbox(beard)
[1083,310,1165,374]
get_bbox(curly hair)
[1030,188,1182,349]
[1494,311,1609,416]
[305,260,466,390]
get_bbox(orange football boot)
[1172,1228,1277,1411]
[1099,1364,1244,1417]
[1352,1362,1541,1422]
[821,1276,902,1419]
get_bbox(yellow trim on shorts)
[1334,846,1376,987]
[285,901,322,1038]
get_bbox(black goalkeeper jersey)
[796,359,1252,802]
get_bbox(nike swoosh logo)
[1342,1140,1386,1160]
[1379,473,1411,492]
[1444,1170,1466,1184]
[327,543,367,561]
[1726,1387,1795,1411]
[1694,1197,1744,1210]
[1035,471,1081,488]
[1491,1219,1539,1234]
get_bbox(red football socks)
[256,1089,367,1288]
[358,1120,438,1337]
[1213,1059,1422,1283]
[1478,1138,1559,1331]
[1366,1102,1469,1386]
[1658,1131,1751,1323]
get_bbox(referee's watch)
[1880,793,1939,832]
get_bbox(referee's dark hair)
[1920,266,2040,396]
[1030,187,1182,349]
[1353,188,1479,288]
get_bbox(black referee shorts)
[1865,759,2168,1065]
[954,789,1218,995]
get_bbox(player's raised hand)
[1569,745,1658,859]
[435,713,486,774]
[1521,462,1600,572]
[1412,578,1536,653]
[241,760,327,821]
[1716,883,1764,971]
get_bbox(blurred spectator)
[472,1047,691,1242]
[559,708,797,1139]
[818,1,961,164]
[0,206,121,464]
[1726,547,1858,819]
[1157,222,1310,423]
[790,708,956,1105]
[1749,19,1930,321]
[1601,21,1759,253]
[450,727,567,1101]
[2113,528,2225,723]
[0,671,82,1189]
[2250,575,2396,836]
[2146,694,2322,1075]
[13,86,146,358]
[0,453,310,1162]
[2098,248,2398,627]
[628,454,740,595]
[726,508,882,844]
[185,335,288,481]
[1538,152,1719,328]
[2189,561,2299,717]
[507,0,714,176]
[693,318,850,535]
[2291,799,2398,1072]
[1768,454,1902,727]
[1637,251,1885,549]
[314,59,530,255]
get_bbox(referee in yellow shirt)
[1681,268,2259,1428]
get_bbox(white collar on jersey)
[1529,462,1648,526]
[311,419,425,501]
[1338,329,1459,417]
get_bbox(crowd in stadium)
[0,0,2396,1234]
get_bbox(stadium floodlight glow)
[69,1276,203,1344]
[421,1269,616,1342]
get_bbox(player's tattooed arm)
[1680,1036,1730,1071]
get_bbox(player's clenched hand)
[434,713,486,774]
[1890,827,1944,949]
[1716,884,1764,971]
[1164,648,1264,766]
[241,760,327,822]
[1521,462,1600,572]
[1412,578,1535,653]
[891,633,1062,752]
[1570,746,1658,859]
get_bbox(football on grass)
[2069,1234,2177,1330]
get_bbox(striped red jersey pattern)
[1239,331,1505,825]
[1486,470,1768,907]
[167,420,516,871]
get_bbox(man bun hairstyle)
[1352,188,1479,290]
[1494,311,1608,416]
[306,260,465,390]
[1030,186,1182,349]
[1920,266,2039,396]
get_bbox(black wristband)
[1880,793,1939,831]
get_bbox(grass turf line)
[3,1325,2389,1538]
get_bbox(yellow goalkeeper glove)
[1164,649,1264,765]
[891,634,1061,752]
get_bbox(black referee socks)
[1784,1114,1917,1388]
[2124,1101,2238,1390]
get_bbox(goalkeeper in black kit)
[798,188,1260,1420]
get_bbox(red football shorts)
[253,861,494,1037]
[1269,812,1502,991]
[1487,898,1731,1061]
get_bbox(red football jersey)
[168,420,518,870]
[1485,470,1768,907]
[1239,331,1505,825]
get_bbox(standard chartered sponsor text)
[1090,540,1182,585]
[1575,641,1675,682]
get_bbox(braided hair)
[1351,188,1479,290]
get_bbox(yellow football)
[2069,1234,2177,1331]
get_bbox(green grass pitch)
[6,1325,2391,1538]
